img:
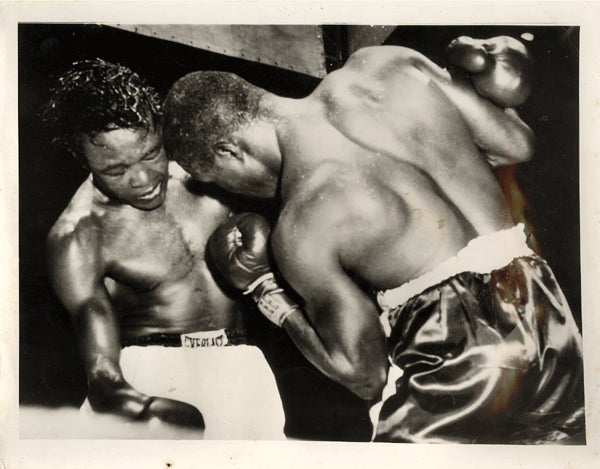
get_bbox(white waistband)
[376,224,533,312]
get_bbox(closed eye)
[105,171,126,178]
[102,167,127,177]
[142,145,163,161]
[142,152,159,161]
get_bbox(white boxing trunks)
[81,329,286,440]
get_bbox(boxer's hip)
[376,223,534,317]
[118,329,268,385]
[371,224,584,443]
[118,330,286,440]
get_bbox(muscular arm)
[46,225,151,417]
[410,50,534,166]
[46,224,204,428]
[272,203,388,400]
[346,46,533,167]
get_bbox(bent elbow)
[351,378,387,401]
[516,127,535,163]
[507,116,535,164]
[336,359,388,401]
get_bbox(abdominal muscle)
[106,268,241,339]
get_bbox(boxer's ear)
[213,142,243,161]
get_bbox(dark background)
[18,24,580,441]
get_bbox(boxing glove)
[141,397,205,429]
[208,212,271,290]
[446,36,533,107]
[88,369,205,429]
[209,212,299,327]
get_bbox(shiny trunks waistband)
[121,328,247,348]
[377,224,534,312]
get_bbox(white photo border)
[1,1,599,468]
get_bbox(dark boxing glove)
[141,397,205,429]
[88,368,205,430]
[209,212,299,327]
[446,35,533,107]
[208,212,271,290]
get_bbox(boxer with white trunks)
[80,329,284,439]
[43,59,285,438]
[164,35,584,443]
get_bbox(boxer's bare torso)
[161,44,534,398]
[48,162,241,341]
[274,46,520,291]
[260,47,533,396]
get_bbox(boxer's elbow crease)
[517,128,535,163]
[334,355,387,400]
[506,119,534,164]
[80,297,112,317]
[348,370,387,400]
[76,298,119,338]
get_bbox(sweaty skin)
[272,48,533,397]
[176,46,534,399]
[47,126,241,418]
[49,168,240,336]
[276,46,529,289]
[48,130,240,339]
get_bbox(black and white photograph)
[2,2,600,468]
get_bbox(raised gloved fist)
[446,35,533,107]
[208,212,271,291]
[209,212,299,327]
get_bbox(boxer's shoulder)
[344,45,422,72]
[48,176,106,245]
[314,46,436,126]
[46,180,134,271]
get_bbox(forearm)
[47,242,202,426]
[281,310,350,386]
[208,212,388,399]
[282,310,387,400]
[73,298,147,415]
[246,276,385,399]
[76,297,122,376]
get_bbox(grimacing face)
[82,123,169,210]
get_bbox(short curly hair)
[162,71,266,174]
[41,58,162,164]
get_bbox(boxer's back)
[277,46,515,289]
[317,46,512,231]
[48,164,241,339]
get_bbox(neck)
[257,93,299,125]
[252,94,307,199]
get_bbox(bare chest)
[99,192,228,289]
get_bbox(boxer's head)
[163,71,280,198]
[42,59,168,210]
